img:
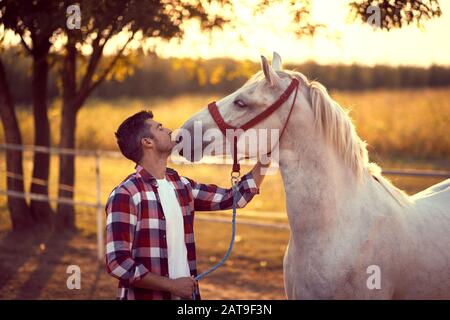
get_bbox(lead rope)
[191,79,299,300]
[192,178,239,300]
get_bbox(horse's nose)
[175,122,198,162]
[174,132,184,156]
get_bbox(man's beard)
[154,137,173,155]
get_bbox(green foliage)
[0,0,66,51]
[350,0,442,30]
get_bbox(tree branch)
[19,33,33,55]
[76,21,118,98]
[76,34,103,93]
[89,32,136,92]
[76,31,136,111]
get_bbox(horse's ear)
[261,55,281,87]
[272,52,282,71]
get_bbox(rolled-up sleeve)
[105,187,150,285]
[183,172,259,211]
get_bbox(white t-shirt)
[156,178,190,280]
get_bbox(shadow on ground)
[0,221,287,300]
[0,229,116,299]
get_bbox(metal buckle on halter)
[230,171,240,186]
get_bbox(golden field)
[2,87,450,159]
[1,88,450,230]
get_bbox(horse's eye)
[234,99,247,108]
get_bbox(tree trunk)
[57,107,77,229]
[30,52,53,224]
[0,58,32,230]
[57,38,77,230]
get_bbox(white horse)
[179,53,450,299]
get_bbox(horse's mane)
[284,70,411,206]
[287,71,369,176]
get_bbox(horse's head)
[176,52,312,163]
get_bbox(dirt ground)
[0,220,289,300]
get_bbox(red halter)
[208,78,299,176]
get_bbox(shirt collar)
[135,164,177,183]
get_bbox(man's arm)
[105,188,150,284]
[182,161,269,211]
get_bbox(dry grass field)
[2,87,450,160]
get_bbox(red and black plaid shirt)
[105,165,259,300]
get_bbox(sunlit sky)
[149,0,450,66]
[3,0,450,66]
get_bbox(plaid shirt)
[105,165,259,300]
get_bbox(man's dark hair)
[115,110,154,163]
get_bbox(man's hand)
[133,272,198,299]
[251,160,272,188]
[169,276,198,299]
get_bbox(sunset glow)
[149,0,450,66]
[2,0,450,66]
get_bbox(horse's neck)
[278,134,361,239]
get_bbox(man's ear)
[141,137,153,148]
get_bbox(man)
[105,110,268,300]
